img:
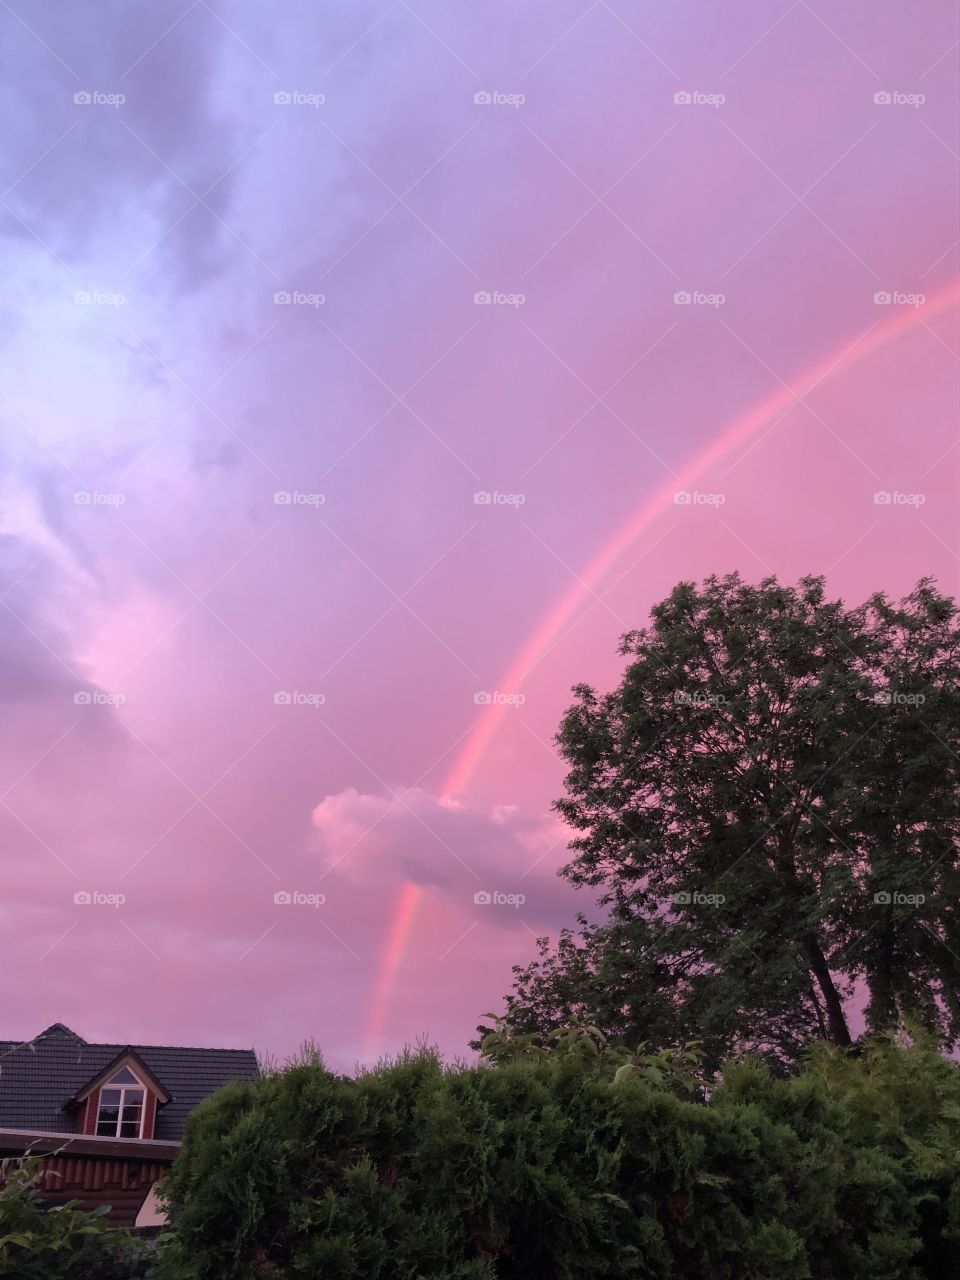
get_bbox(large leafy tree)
[498,575,960,1065]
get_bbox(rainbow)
[362,882,420,1063]
[363,283,960,1056]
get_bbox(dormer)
[71,1052,171,1141]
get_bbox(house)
[0,1022,259,1227]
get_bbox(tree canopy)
[494,574,960,1066]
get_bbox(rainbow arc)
[363,283,960,1056]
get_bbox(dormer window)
[95,1066,146,1138]
[74,1050,171,1141]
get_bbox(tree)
[497,575,960,1065]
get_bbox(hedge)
[154,1033,959,1279]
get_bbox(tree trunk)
[804,939,852,1046]
[864,919,897,1035]
[807,981,828,1041]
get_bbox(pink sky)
[0,1,957,1069]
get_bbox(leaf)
[0,1232,33,1248]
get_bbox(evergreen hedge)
[155,1032,959,1279]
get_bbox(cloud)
[0,1,238,275]
[311,785,576,924]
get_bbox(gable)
[72,1050,171,1106]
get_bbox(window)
[95,1067,146,1138]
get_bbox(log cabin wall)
[32,1153,168,1229]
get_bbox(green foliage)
[476,1012,548,1063]
[156,1036,959,1279]
[502,575,960,1065]
[0,1156,154,1279]
[478,1013,706,1097]
[803,1030,960,1275]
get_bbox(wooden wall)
[33,1153,167,1229]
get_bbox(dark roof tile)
[0,1024,259,1140]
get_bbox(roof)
[0,1024,260,1141]
[0,1128,180,1162]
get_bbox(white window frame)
[94,1066,148,1139]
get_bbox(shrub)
[0,1156,154,1279]
[156,1033,959,1279]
